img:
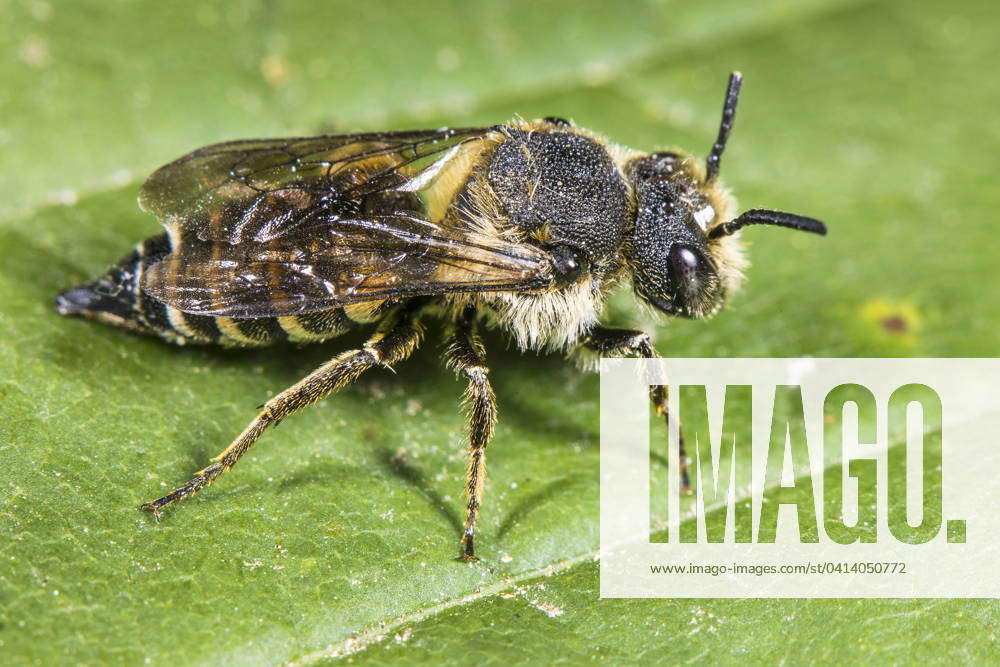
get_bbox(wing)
[138,127,556,317]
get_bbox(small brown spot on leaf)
[860,299,921,347]
[880,314,908,333]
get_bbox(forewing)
[138,127,488,243]
[138,127,555,317]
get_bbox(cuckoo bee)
[56,72,826,561]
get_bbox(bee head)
[623,72,826,319]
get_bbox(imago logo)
[599,359,1000,598]
[666,382,959,546]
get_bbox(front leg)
[580,326,690,490]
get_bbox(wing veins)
[140,125,559,318]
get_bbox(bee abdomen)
[169,309,356,347]
[57,232,365,347]
[161,308,355,347]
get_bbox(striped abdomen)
[55,233,384,347]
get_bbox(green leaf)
[331,430,1000,665]
[2,0,998,663]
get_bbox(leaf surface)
[2,0,998,663]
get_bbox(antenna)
[708,209,827,239]
[705,71,743,182]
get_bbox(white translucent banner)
[599,358,1000,598]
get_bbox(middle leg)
[444,306,497,561]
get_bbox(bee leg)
[139,302,425,515]
[580,327,691,491]
[444,306,497,562]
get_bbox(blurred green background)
[1,0,998,663]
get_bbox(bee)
[56,72,825,561]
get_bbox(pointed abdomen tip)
[55,286,99,315]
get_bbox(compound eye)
[669,245,700,282]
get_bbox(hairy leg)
[140,301,425,514]
[443,306,497,561]
[580,326,691,490]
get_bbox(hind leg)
[141,301,425,514]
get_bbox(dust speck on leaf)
[582,60,614,86]
[56,189,77,206]
[19,36,50,68]
[261,54,290,87]
[29,0,53,22]
[435,47,460,72]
